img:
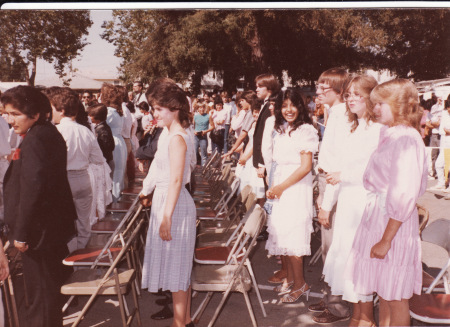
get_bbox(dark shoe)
[257,226,269,241]
[308,300,326,312]
[155,297,171,306]
[186,322,195,327]
[151,305,173,320]
[312,309,350,324]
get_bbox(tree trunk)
[25,58,37,86]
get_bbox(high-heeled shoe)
[274,280,294,296]
[281,283,310,303]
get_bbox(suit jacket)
[3,121,77,251]
[94,121,115,162]
[252,101,271,168]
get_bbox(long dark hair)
[274,88,312,135]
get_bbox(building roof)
[34,73,104,90]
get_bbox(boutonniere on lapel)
[12,148,21,161]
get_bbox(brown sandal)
[268,270,287,284]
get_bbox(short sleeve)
[296,124,319,154]
[385,133,427,222]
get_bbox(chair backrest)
[417,204,430,235]
[422,219,450,254]
[91,199,143,268]
[226,205,266,264]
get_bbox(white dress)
[265,124,319,256]
[235,125,265,198]
[141,131,197,292]
[322,119,382,303]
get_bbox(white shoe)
[444,187,450,193]
[428,175,436,180]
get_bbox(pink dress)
[346,125,428,301]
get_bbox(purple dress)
[346,125,428,301]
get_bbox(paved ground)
[61,178,449,327]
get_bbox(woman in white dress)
[140,78,196,327]
[321,75,382,326]
[235,107,265,198]
[265,88,319,303]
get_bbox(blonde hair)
[345,74,378,133]
[370,79,422,131]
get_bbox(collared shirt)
[428,102,444,134]
[56,117,105,171]
[121,103,133,138]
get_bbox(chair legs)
[192,292,214,323]
[245,260,267,317]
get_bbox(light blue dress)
[106,107,127,201]
[141,131,197,292]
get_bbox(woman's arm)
[370,218,402,259]
[267,152,313,199]
[159,135,187,241]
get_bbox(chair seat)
[423,271,446,292]
[61,268,135,295]
[196,207,217,217]
[191,264,251,293]
[107,202,133,212]
[63,247,122,266]
[410,293,450,321]
[91,220,121,233]
[195,246,243,264]
[196,230,237,248]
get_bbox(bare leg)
[269,256,288,282]
[359,301,375,326]
[172,289,189,327]
[387,298,410,327]
[379,297,390,327]
[288,255,306,289]
[184,286,192,325]
[349,302,360,326]
[286,256,295,284]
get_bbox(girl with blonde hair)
[345,79,427,326]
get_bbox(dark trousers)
[19,245,72,327]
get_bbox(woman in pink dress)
[346,79,428,326]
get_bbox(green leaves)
[0,10,92,85]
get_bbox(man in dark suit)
[1,86,77,327]
[252,74,281,196]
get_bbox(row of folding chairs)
[409,218,450,325]
[60,170,150,327]
[190,151,268,327]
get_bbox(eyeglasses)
[343,93,364,101]
[316,86,333,92]
[82,96,91,99]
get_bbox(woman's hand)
[318,209,331,229]
[0,246,9,281]
[238,158,246,166]
[256,167,265,178]
[267,184,284,199]
[370,239,391,259]
[326,172,341,185]
[159,217,172,241]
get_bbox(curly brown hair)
[100,83,123,116]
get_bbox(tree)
[0,10,92,86]
[101,9,449,90]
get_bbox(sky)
[36,10,121,79]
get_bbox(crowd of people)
[0,66,447,327]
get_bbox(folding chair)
[196,201,257,248]
[409,219,450,325]
[1,241,20,327]
[192,205,267,327]
[198,186,255,234]
[61,218,145,327]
